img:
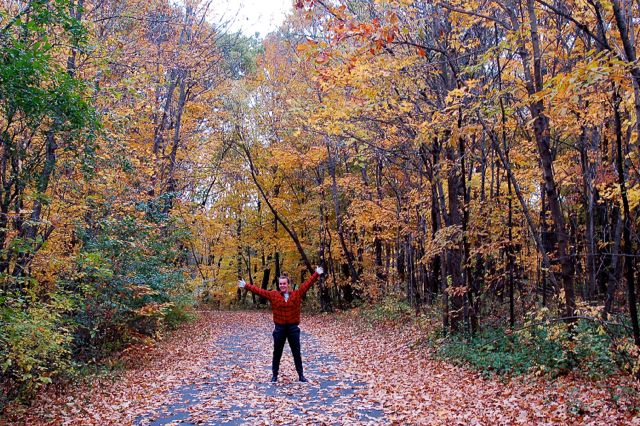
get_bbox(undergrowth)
[428,308,639,380]
[355,300,638,381]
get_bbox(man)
[238,266,324,383]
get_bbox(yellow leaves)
[532,51,620,135]
[301,146,327,166]
[296,39,332,65]
[398,100,413,113]
[627,184,640,212]
[445,88,466,105]
[325,120,344,136]
[420,225,463,264]
[597,180,620,205]
[346,198,398,239]
[268,146,303,169]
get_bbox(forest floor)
[3,310,640,425]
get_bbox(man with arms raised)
[238,266,324,382]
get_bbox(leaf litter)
[3,311,639,425]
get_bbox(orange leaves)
[315,51,331,65]
[295,39,333,65]
[8,310,640,425]
[300,146,327,166]
[445,285,469,297]
[307,313,640,425]
[420,225,463,264]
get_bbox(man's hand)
[238,278,246,288]
[315,266,324,275]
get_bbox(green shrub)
[162,295,197,330]
[434,327,539,377]
[358,295,413,324]
[0,291,76,405]
[63,201,194,360]
[431,309,626,379]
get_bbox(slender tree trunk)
[236,219,243,302]
[241,142,314,273]
[613,88,640,346]
[579,128,597,301]
[327,142,357,300]
[445,142,465,332]
[163,76,188,213]
[604,207,622,318]
[374,158,385,281]
[523,0,575,320]
[459,132,477,333]
[318,175,333,312]
[260,268,270,304]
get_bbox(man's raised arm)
[298,266,324,296]
[238,278,273,301]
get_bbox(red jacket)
[244,272,320,325]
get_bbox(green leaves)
[0,290,76,401]
[0,0,95,134]
[433,317,628,380]
[65,198,193,360]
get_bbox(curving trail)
[135,312,384,425]
[5,310,639,425]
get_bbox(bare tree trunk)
[445,141,465,332]
[318,171,333,312]
[236,219,243,302]
[163,76,187,213]
[241,142,314,273]
[523,0,575,320]
[579,128,597,301]
[604,207,622,318]
[327,142,357,301]
[374,158,385,281]
[613,87,640,346]
[260,268,270,304]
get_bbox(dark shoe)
[270,375,278,382]
[298,375,308,382]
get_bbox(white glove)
[238,279,246,288]
[315,266,324,275]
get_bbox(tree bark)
[613,87,640,346]
[327,142,357,301]
[523,0,575,320]
[240,141,314,273]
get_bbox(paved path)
[135,316,385,425]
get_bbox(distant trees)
[0,0,256,402]
[3,0,640,405]
[227,0,640,347]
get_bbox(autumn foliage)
[2,0,640,413]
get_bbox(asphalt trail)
[135,313,385,425]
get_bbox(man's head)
[278,273,290,293]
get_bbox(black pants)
[272,324,303,377]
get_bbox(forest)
[2,0,640,422]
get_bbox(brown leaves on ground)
[2,311,224,425]
[4,311,640,425]
[307,313,640,425]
